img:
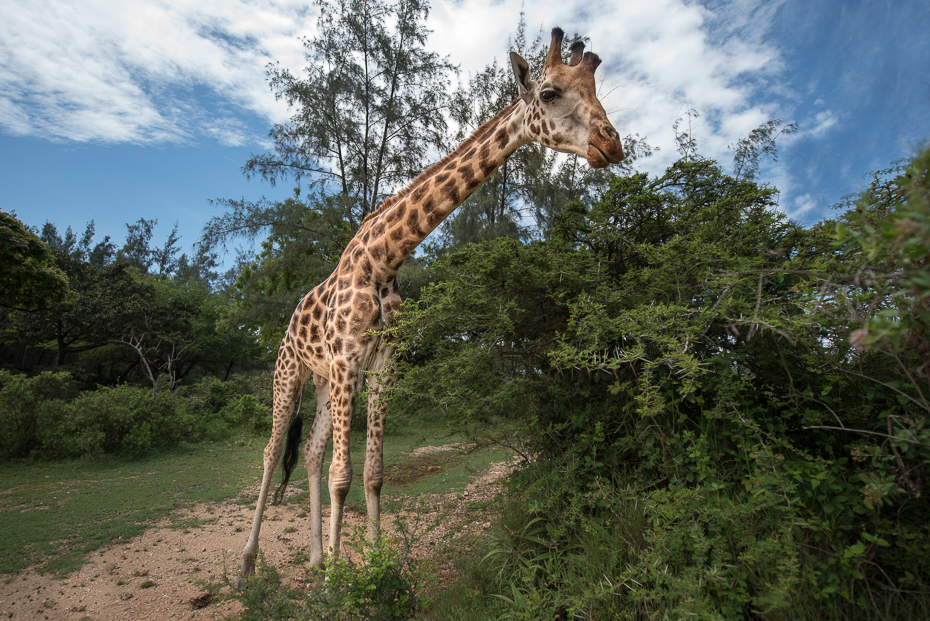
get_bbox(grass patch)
[0,420,510,579]
[274,427,498,508]
[0,439,263,576]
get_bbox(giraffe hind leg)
[240,351,309,579]
[274,396,305,505]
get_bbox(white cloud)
[0,0,309,144]
[785,192,822,222]
[0,0,789,167]
[425,0,788,175]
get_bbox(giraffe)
[240,26,625,577]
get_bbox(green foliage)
[0,371,274,461]
[0,370,74,459]
[222,537,420,620]
[203,195,351,342]
[391,149,930,619]
[833,147,930,357]
[44,384,191,458]
[0,210,71,310]
[245,0,456,224]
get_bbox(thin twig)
[803,426,930,448]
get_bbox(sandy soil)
[0,446,515,621]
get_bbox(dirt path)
[0,447,515,621]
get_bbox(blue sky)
[1,0,928,260]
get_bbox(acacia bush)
[393,152,930,619]
[44,384,190,457]
[0,369,74,459]
[0,370,275,460]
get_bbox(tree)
[204,0,457,339]
[12,258,152,365]
[116,218,157,272]
[0,211,70,311]
[241,0,456,227]
[203,194,352,342]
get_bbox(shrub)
[221,394,272,435]
[223,536,420,620]
[0,370,74,459]
[44,384,188,458]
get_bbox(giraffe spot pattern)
[495,128,508,150]
[442,179,460,204]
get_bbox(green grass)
[0,421,506,578]
[277,430,511,512]
[0,439,263,576]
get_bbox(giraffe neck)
[358,99,530,272]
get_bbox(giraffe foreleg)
[364,342,395,543]
[304,373,331,567]
[326,360,357,559]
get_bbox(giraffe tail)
[272,412,303,505]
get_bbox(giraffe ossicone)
[240,26,625,577]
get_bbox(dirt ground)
[0,446,516,621]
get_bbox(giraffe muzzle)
[586,123,624,168]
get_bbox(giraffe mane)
[360,99,521,228]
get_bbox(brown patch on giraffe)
[390,227,404,241]
[442,179,460,204]
[494,128,508,150]
[530,123,539,134]
[400,238,418,255]
[355,266,372,289]
[458,164,476,184]
[405,209,424,237]
[553,132,564,143]
[354,294,375,316]
[436,173,449,184]
[309,325,321,342]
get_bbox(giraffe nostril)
[601,125,618,141]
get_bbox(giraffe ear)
[509,52,535,102]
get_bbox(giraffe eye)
[540,90,559,103]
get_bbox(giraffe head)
[510,28,624,168]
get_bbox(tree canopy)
[0,211,70,311]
